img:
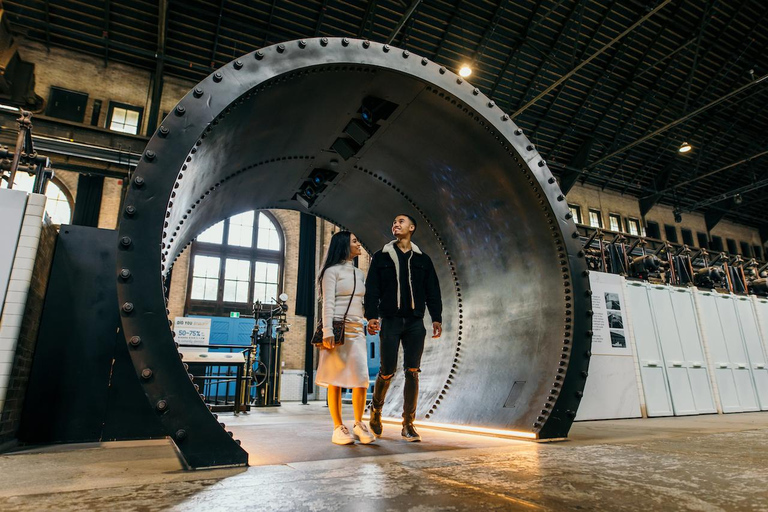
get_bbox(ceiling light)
[459,65,472,78]
[678,141,692,153]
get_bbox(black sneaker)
[401,423,421,442]
[369,408,383,437]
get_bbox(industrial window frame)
[663,224,678,243]
[608,213,622,232]
[739,241,752,257]
[626,218,640,236]
[588,209,603,229]
[106,101,144,135]
[645,221,661,240]
[568,204,582,224]
[185,210,285,317]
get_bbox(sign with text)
[588,272,632,356]
[173,317,211,346]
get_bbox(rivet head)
[538,160,546,167]
[565,212,573,220]
[473,88,480,95]
[193,87,204,98]
[298,40,307,48]
[402,50,409,57]
[175,429,187,440]
[125,205,136,216]
[342,38,349,46]
[488,100,495,107]
[175,105,186,116]
[585,290,592,297]
[566,410,576,418]
[122,302,134,313]
[527,145,534,151]
[362,40,370,48]
[586,310,594,317]
[583,270,590,277]
[581,371,589,378]
[514,128,523,135]
[145,150,156,161]
[320,37,329,46]
[141,368,153,379]
[383,44,390,52]
[533,422,541,428]
[129,336,141,347]
[234,59,243,69]
[548,177,556,184]
[457,77,463,84]
[255,50,264,59]
[439,67,446,74]
[421,57,428,65]
[158,126,170,137]
[501,114,509,121]
[572,232,580,238]
[156,400,168,412]
[119,268,131,279]
[120,236,132,247]
[213,72,223,82]
[577,250,585,258]
[134,176,145,187]
[557,195,565,201]
[277,44,286,53]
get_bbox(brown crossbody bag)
[311,268,356,347]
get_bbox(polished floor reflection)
[2,404,768,511]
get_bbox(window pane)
[228,211,254,247]
[254,261,279,284]
[609,215,620,232]
[257,213,281,250]
[126,110,140,126]
[112,107,126,124]
[44,182,72,224]
[197,221,224,244]
[192,255,220,279]
[589,210,601,228]
[223,259,250,303]
[627,219,639,236]
[191,277,218,301]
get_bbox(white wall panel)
[0,189,28,319]
[733,297,768,409]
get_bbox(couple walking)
[315,214,443,445]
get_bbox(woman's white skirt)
[315,321,370,389]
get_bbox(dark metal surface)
[116,38,591,468]
[17,225,164,444]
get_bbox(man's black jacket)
[364,240,442,323]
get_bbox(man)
[365,214,442,442]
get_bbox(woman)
[316,231,376,445]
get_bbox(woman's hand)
[322,336,336,350]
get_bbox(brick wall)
[0,221,57,445]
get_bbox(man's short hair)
[396,213,417,233]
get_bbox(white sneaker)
[354,421,376,445]
[332,424,355,445]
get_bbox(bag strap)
[341,266,357,323]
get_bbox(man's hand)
[321,336,335,350]
[367,319,380,335]
[432,322,442,339]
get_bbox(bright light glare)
[459,65,472,77]
[679,142,692,153]
[374,416,539,439]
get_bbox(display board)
[576,272,641,421]
[733,297,768,409]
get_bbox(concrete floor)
[2,405,768,511]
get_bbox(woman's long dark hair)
[318,230,352,288]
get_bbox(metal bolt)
[581,371,589,378]
[488,100,495,107]
[572,232,580,238]
[527,145,534,151]
[533,422,541,428]
[298,40,307,48]
[159,126,170,137]
[193,87,204,98]
[129,336,141,347]
[585,330,593,337]
[402,50,410,58]
[175,429,187,440]
[320,38,328,46]
[125,205,136,216]
[342,38,349,46]
[501,114,509,121]
[362,40,370,48]
[134,176,145,187]
[141,368,153,379]
[175,105,186,116]
[538,160,546,167]
[583,270,590,277]
[120,236,132,247]
[557,194,564,201]
[145,150,156,161]
[156,400,168,412]
[577,250,585,257]
[514,128,523,135]
[119,268,131,279]
[234,59,243,69]
[575,391,584,399]
[586,310,594,317]
[548,177,556,184]
[383,44,390,52]
[213,72,223,82]
[122,302,134,313]
[277,44,285,53]
[421,57,428,65]
[565,212,573,220]
[566,410,576,418]
[255,50,264,59]
[457,77,463,84]
[585,290,592,296]
[439,67,446,74]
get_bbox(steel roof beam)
[387,0,422,45]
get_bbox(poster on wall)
[589,272,632,356]
[173,317,211,348]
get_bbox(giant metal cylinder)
[115,38,592,468]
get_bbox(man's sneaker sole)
[401,434,421,442]
[332,437,354,445]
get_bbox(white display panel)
[623,281,673,417]
[575,273,642,421]
[0,189,28,318]
[733,297,768,410]
[701,292,760,412]
[755,298,768,355]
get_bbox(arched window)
[186,210,284,316]
[2,173,73,225]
